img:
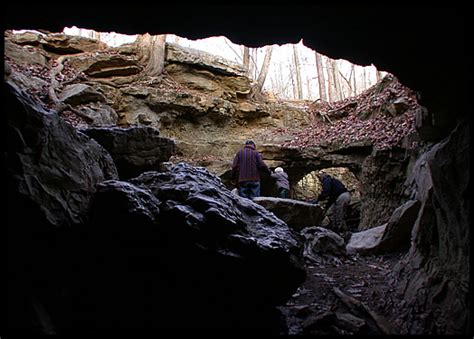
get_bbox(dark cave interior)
[3,3,469,336]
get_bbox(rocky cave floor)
[278,251,408,335]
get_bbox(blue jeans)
[239,181,260,200]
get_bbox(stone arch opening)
[292,166,360,202]
[292,166,361,231]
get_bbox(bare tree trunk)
[351,64,357,95]
[332,59,343,101]
[347,66,354,96]
[292,44,303,99]
[243,46,250,77]
[339,69,352,97]
[271,61,283,98]
[376,70,381,82]
[306,76,313,100]
[137,33,167,77]
[362,66,367,90]
[255,45,273,93]
[376,69,383,82]
[290,62,297,99]
[315,51,327,102]
[249,48,258,81]
[326,57,335,102]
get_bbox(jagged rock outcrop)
[71,162,306,332]
[166,42,247,76]
[165,42,251,100]
[80,126,176,179]
[377,199,421,252]
[40,33,108,54]
[358,147,409,230]
[6,81,118,227]
[6,80,118,333]
[58,83,106,105]
[389,120,469,334]
[5,39,48,66]
[3,31,307,154]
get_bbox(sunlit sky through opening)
[24,26,385,101]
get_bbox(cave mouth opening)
[39,26,388,103]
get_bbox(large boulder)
[345,224,386,255]
[346,199,421,255]
[6,81,118,227]
[301,226,346,265]
[253,197,325,231]
[71,162,306,332]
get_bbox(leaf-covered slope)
[269,75,420,150]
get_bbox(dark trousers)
[239,181,260,200]
[278,187,289,199]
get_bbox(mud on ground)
[279,252,408,335]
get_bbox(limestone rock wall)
[358,148,410,230]
[392,121,469,334]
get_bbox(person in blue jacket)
[316,171,351,231]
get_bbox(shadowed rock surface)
[253,197,325,231]
[5,79,306,334]
[6,81,118,227]
[81,126,176,179]
[71,163,306,332]
[391,121,469,334]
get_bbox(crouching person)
[316,172,351,231]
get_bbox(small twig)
[327,100,356,114]
[319,111,334,125]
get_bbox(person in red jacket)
[231,140,271,199]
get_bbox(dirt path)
[279,252,406,335]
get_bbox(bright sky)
[60,26,382,100]
[165,34,382,100]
